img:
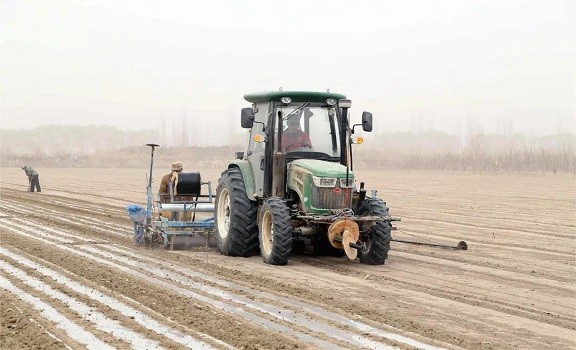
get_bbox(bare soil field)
[0,167,574,349]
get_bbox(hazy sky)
[1,0,574,144]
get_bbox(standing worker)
[158,161,183,203]
[21,165,41,192]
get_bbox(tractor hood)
[289,159,354,178]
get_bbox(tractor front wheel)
[215,168,259,257]
[259,197,293,265]
[358,198,392,265]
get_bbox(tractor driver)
[158,161,183,203]
[281,114,312,153]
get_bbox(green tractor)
[215,91,399,265]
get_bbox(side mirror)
[241,108,255,128]
[361,112,373,132]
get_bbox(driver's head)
[287,115,301,128]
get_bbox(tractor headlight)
[312,176,337,188]
[281,97,292,104]
[339,99,352,108]
[340,178,354,188]
[326,98,336,106]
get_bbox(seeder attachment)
[126,143,216,250]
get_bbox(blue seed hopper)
[126,144,216,250]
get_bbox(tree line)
[1,125,574,174]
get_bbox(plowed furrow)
[0,274,115,350]
[0,247,230,349]
[2,222,448,350]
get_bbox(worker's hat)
[172,162,183,171]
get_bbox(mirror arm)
[351,123,362,135]
[254,120,266,133]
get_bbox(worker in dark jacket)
[21,165,41,192]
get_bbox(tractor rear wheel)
[259,197,293,265]
[215,168,259,257]
[357,198,392,265]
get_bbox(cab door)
[246,102,270,197]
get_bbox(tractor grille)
[311,185,352,210]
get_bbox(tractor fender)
[228,160,257,201]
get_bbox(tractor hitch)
[332,235,363,250]
[348,242,364,250]
[391,238,468,250]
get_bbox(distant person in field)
[21,165,41,192]
[158,162,183,203]
[282,114,312,153]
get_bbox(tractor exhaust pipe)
[391,238,468,250]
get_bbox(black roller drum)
[176,172,201,195]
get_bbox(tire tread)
[215,168,259,257]
[358,198,392,265]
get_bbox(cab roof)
[244,91,346,103]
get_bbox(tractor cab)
[239,91,373,202]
